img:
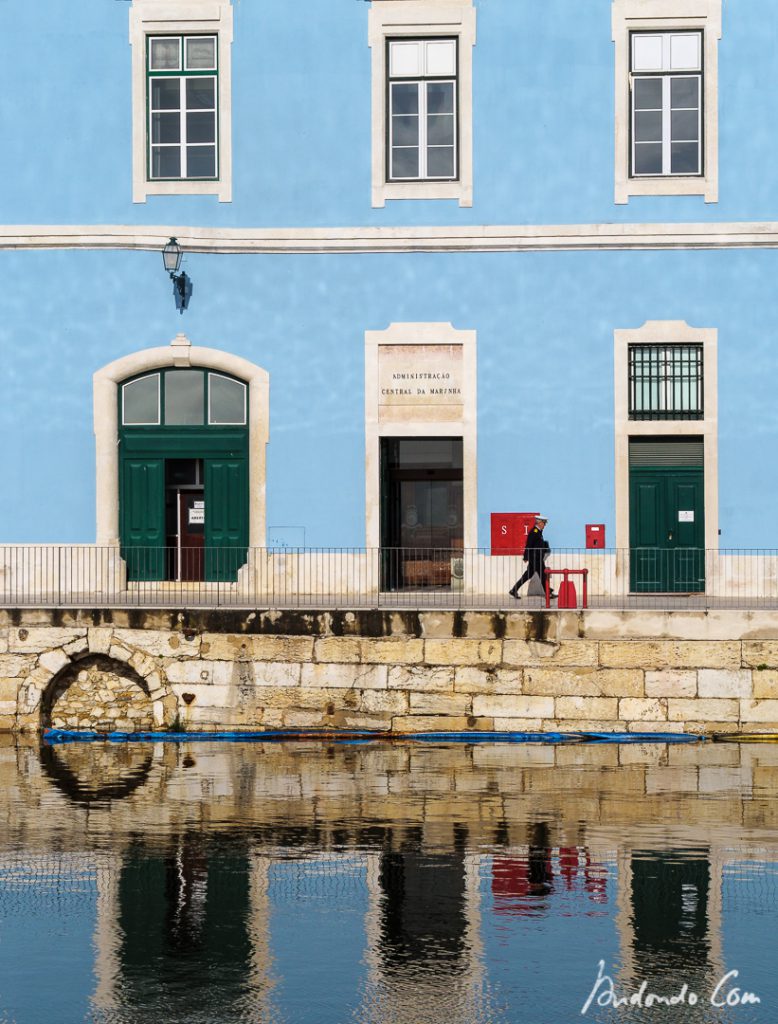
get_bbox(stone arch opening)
[42,654,155,732]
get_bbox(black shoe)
[508,587,519,599]
[549,590,557,599]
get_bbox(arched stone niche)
[43,654,154,732]
[17,637,177,732]
[93,333,269,546]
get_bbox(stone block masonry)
[3,607,778,734]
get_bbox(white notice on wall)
[678,510,694,523]
[189,508,205,524]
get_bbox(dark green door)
[630,466,705,592]
[121,459,165,581]
[205,459,248,581]
[119,368,250,583]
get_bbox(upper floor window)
[147,35,218,181]
[611,0,721,204]
[387,38,457,183]
[631,32,701,179]
[368,0,475,208]
[121,369,246,427]
[628,344,703,420]
[129,0,233,203]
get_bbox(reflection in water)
[491,823,609,917]
[116,838,256,1022]
[378,849,468,975]
[0,738,776,1023]
[631,852,711,967]
[40,740,154,804]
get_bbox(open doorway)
[380,437,463,590]
[165,459,205,581]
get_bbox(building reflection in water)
[118,837,244,1010]
[377,840,468,974]
[11,738,774,1023]
[491,821,608,917]
[361,831,493,1024]
[92,841,276,1023]
[614,847,725,1021]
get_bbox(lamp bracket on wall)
[162,237,193,314]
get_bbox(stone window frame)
[94,334,268,546]
[614,320,718,551]
[364,322,477,550]
[612,0,721,204]
[369,0,476,208]
[129,0,233,203]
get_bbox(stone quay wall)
[3,607,778,734]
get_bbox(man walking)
[509,515,554,599]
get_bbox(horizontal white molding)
[3,222,778,254]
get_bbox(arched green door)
[119,369,249,582]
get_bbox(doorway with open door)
[166,459,205,581]
[629,437,705,593]
[380,437,464,590]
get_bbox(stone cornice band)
[2,223,778,254]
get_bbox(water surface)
[1,736,776,1023]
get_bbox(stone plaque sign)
[378,344,463,407]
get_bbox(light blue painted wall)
[0,245,775,547]
[0,1,775,551]
[1,0,778,226]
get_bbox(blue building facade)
[0,0,775,576]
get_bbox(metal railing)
[3,544,778,610]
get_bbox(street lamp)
[162,237,192,314]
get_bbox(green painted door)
[630,466,705,592]
[205,459,248,581]
[121,459,165,581]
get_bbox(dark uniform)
[509,523,551,598]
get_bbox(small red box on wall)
[585,524,605,549]
[491,513,539,556]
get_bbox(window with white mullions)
[147,34,218,181]
[631,31,702,177]
[388,39,457,181]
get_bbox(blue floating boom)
[42,727,706,746]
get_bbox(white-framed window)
[612,0,721,204]
[387,38,458,182]
[369,0,475,207]
[148,34,218,181]
[129,1,233,203]
[631,32,702,178]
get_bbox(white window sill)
[373,180,472,208]
[616,176,718,204]
[135,179,231,203]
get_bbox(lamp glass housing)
[162,238,182,275]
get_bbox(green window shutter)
[205,458,248,581]
[121,459,165,581]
